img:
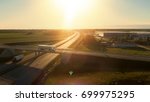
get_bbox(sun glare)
[54,0,91,28]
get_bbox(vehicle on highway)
[12,54,24,62]
[0,48,24,63]
[38,45,56,53]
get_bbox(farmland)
[0,30,72,45]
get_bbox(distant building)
[131,32,150,41]
[95,31,104,37]
[103,32,150,42]
[103,32,135,41]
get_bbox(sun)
[54,0,91,28]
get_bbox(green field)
[0,30,72,45]
[106,47,150,57]
[44,60,150,85]
[44,72,150,85]
[75,41,150,57]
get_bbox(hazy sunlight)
[54,0,91,28]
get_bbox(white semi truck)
[38,45,56,53]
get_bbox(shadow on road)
[0,63,43,85]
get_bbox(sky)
[0,0,150,29]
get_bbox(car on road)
[12,54,24,62]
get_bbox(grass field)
[106,47,150,57]
[75,41,150,57]
[44,60,150,85]
[44,72,150,85]
[43,56,150,85]
[0,30,71,44]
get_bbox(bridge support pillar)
[35,51,39,56]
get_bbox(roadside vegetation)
[44,60,150,85]
[45,71,150,85]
